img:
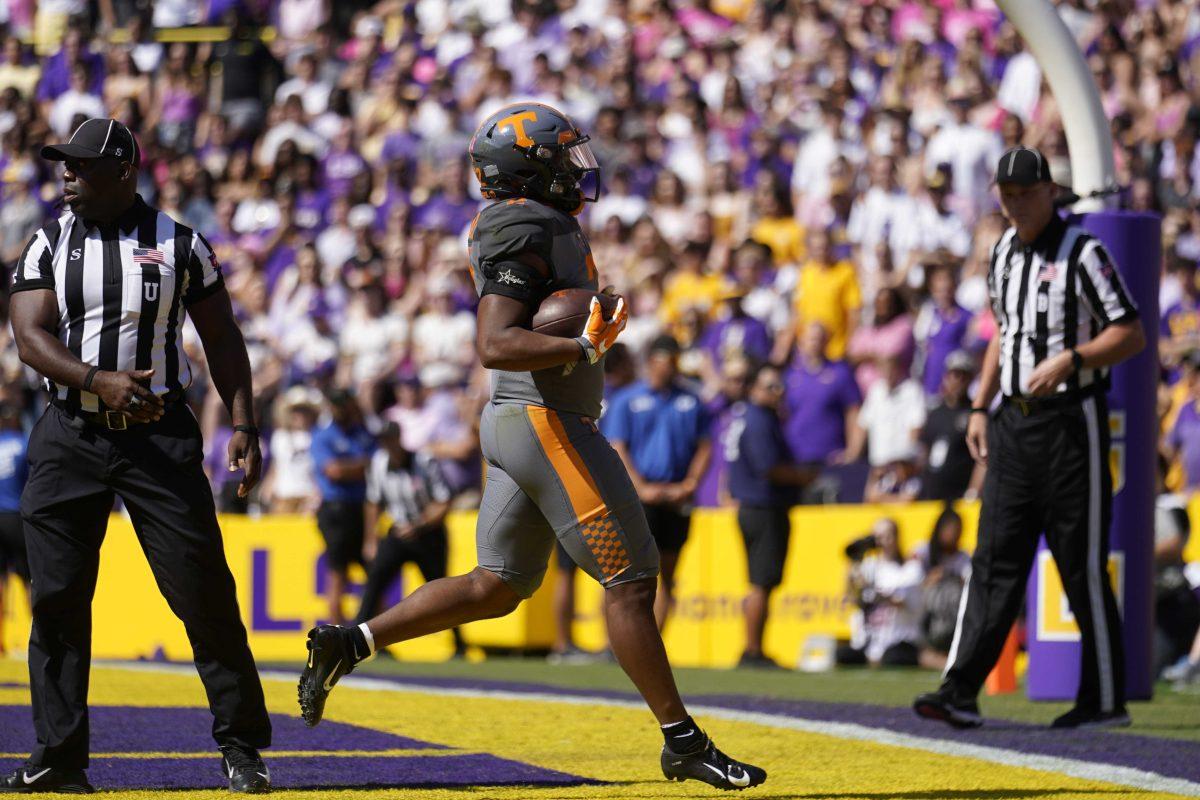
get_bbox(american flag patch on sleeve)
[132,248,166,264]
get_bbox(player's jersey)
[468,198,604,419]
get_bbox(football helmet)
[468,102,601,211]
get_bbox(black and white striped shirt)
[988,215,1138,397]
[10,195,224,412]
[366,450,452,529]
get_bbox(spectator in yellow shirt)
[660,241,729,331]
[791,227,862,359]
[749,172,806,267]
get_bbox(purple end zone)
[355,674,1200,786]
[86,755,596,790]
[0,706,442,752]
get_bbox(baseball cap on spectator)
[994,146,1052,185]
[944,350,976,375]
[42,118,139,166]
[326,387,355,407]
[649,334,682,357]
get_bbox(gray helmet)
[468,102,601,212]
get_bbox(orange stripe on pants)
[526,407,630,580]
[526,406,606,525]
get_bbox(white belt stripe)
[1081,396,1115,712]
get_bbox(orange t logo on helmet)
[496,110,538,147]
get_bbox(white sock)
[358,623,376,656]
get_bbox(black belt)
[1002,388,1097,416]
[50,396,176,431]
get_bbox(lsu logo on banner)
[1036,549,1124,642]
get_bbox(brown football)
[531,288,618,338]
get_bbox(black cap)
[649,334,681,357]
[41,118,139,166]
[995,145,1051,185]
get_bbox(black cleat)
[220,745,270,794]
[1050,706,1131,729]
[0,764,94,793]
[298,624,357,727]
[913,690,984,729]
[661,736,767,791]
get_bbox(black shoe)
[737,651,785,670]
[661,735,767,791]
[1050,706,1131,729]
[0,764,94,793]
[298,624,357,727]
[913,690,983,729]
[220,746,270,794]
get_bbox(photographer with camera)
[837,518,925,667]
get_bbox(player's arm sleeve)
[474,211,553,308]
[10,229,55,294]
[1077,238,1138,327]
[182,231,226,306]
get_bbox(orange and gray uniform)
[468,198,659,597]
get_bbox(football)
[530,288,618,338]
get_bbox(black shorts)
[737,506,791,588]
[0,511,28,581]
[317,501,365,572]
[642,502,690,554]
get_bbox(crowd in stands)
[0,0,1198,673]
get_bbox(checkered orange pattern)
[581,513,630,580]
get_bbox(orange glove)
[575,296,627,364]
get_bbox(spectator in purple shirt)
[914,262,973,396]
[36,28,105,102]
[1161,257,1200,385]
[784,322,862,466]
[1166,353,1200,491]
[696,357,752,507]
[698,287,773,368]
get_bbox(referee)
[914,146,1145,730]
[4,119,272,793]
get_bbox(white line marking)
[100,662,1200,798]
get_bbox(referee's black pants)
[20,403,271,770]
[941,394,1125,713]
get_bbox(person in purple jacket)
[914,263,973,397]
[783,322,862,468]
[698,287,773,367]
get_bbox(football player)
[299,102,766,791]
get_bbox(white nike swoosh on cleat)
[23,768,50,785]
[322,660,341,691]
[728,766,751,787]
[702,764,726,780]
[257,772,269,780]
[671,729,695,738]
[227,766,235,779]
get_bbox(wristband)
[969,407,989,415]
[574,336,595,364]
[82,365,100,393]
[1070,348,1084,373]
[233,424,260,437]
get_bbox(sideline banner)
[3,497,1192,669]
